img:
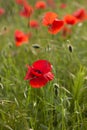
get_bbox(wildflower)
[15,0,25,5]
[29,20,39,29]
[20,3,33,18]
[60,3,67,9]
[14,30,30,46]
[48,19,64,34]
[42,12,64,34]
[73,8,87,21]
[47,0,55,8]
[0,8,5,16]
[24,60,54,88]
[64,14,78,25]
[42,12,58,26]
[35,1,46,9]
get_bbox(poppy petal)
[24,60,54,88]
[29,20,39,28]
[48,19,64,34]
[44,72,54,81]
[24,66,33,80]
[32,60,52,74]
[15,30,29,46]
[35,1,46,9]
[64,15,78,25]
[73,8,87,21]
[20,3,33,18]
[0,8,5,16]
[30,77,48,88]
[42,12,58,26]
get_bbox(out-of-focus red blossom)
[20,3,33,18]
[0,8,5,16]
[60,3,67,9]
[62,26,72,38]
[64,14,78,25]
[15,0,26,5]
[48,19,64,34]
[15,30,30,46]
[24,60,54,88]
[73,8,87,21]
[47,0,55,8]
[29,20,39,29]
[42,12,58,26]
[42,12,64,34]
[35,1,46,9]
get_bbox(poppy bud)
[68,45,73,52]
[32,44,40,49]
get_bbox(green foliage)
[0,0,87,130]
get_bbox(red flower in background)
[47,0,55,8]
[20,3,33,18]
[48,19,64,34]
[24,60,54,88]
[0,8,5,16]
[15,0,25,5]
[42,12,58,26]
[64,14,78,25]
[60,3,67,9]
[35,1,46,9]
[73,8,87,21]
[29,20,39,29]
[15,30,30,46]
[42,12,64,34]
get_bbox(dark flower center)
[35,69,42,74]
[15,35,24,41]
[31,69,42,77]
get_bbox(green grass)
[0,0,87,130]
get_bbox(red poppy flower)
[60,3,67,9]
[15,30,30,46]
[15,0,25,5]
[29,20,39,29]
[24,60,54,88]
[35,1,46,9]
[64,14,78,25]
[48,19,64,34]
[0,8,5,16]
[20,3,33,18]
[42,12,64,34]
[42,12,58,26]
[73,8,87,21]
[47,0,55,8]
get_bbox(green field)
[0,0,87,130]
